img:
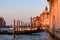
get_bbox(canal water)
[0,32,54,40]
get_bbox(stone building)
[47,0,60,39]
[40,7,50,28]
[33,16,41,28]
[33,7,50,30]
[0,17,6,28]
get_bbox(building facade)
[33,16,41,28]
[0,17,6,28]
[33,7,50,30]
[47,0,60,39]
[40,7,50,30]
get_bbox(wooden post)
[30,17,33,30]
[18,20,20,31]
[31,17,32,27]
[17,20,19,33]
[14,19,15,39]
[21,21,22,31]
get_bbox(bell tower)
[45,6,48,12]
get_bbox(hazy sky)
[0,0,49,25]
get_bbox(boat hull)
[0,28,40,35]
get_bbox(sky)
[0,0,49,25]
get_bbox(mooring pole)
[14,19,15,40]
[18,20,20,31]
[17,20,19,33]
[30,17,33,30]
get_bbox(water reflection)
[0,32,53,40]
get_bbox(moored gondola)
[0,28,40,35]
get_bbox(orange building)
[40,7,50,30]
[33,7,50,30]
[47,0,60,39]
[33,16,41,28]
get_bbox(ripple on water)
[0,32,53,40]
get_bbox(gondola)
[15,28,40,34]
[0,28,40,35]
